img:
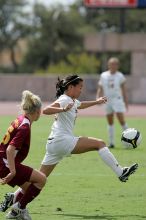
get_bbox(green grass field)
[0,116,146,220]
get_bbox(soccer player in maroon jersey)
[0,90,46,220]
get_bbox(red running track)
[0,102,145,117]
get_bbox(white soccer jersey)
[98,71,126,100]
[49,94,81,137]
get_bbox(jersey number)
[2,125,14,145]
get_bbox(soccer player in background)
[97,57,128,148]
[0,90,46,220]
[0,75,137,215]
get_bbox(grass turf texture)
[0,116,145,220]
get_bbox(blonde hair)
[108,57,119,65]
[21,90,42,114]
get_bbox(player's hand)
[63,102,74,112]
[96,96,107,104]
[0,172,16,185]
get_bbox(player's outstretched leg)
[0,193,14,212]
[97,147,138,182]
[119,163,138,182]
[6,202,32,220]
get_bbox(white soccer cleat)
[6,202,32,220]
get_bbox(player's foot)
[119,163,138,182]
[108,144,115,148]
[6,202,32,220]
[0,193,14,212]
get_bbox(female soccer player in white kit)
[0,74,138,215]
[40,74,137,182]
[97,57,128,148]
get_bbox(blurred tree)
[80,3,146,33]
[36,52,100,74]
[1,0,146,74]
[22,3,84,72]
[0,0,31,72]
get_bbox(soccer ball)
[121,128,142,149]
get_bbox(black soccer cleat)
[119,163,138,182]
[0,193,14,212]
[108,144,115,148]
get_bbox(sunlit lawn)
[0,116,145,220]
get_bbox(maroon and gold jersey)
[0,115,31,164]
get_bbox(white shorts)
[41,135,79,165]
[105,98,126,115]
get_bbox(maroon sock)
[14,191,24,203]
[19,184,41,209]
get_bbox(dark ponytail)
[56,77,65,98]
[56,74,83,98]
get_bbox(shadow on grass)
[54,213,146,219]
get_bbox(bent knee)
[31,170,47,188]
[97,139,106,149]
[40,173,47,187]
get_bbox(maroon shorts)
[0,160,33,187]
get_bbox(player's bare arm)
[121,82,128,110]
[78,96,107,109]
[0,145,16,185]
[43,102,74,115]
[96,85,104,98]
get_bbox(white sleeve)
[55,96,72,108]
[75,99,81,108]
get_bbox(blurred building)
[84,32,146,104]
[0,33,146,103]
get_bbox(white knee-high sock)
[98,147,123,177]
[122,123,128,131]
[108,125,114,145]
